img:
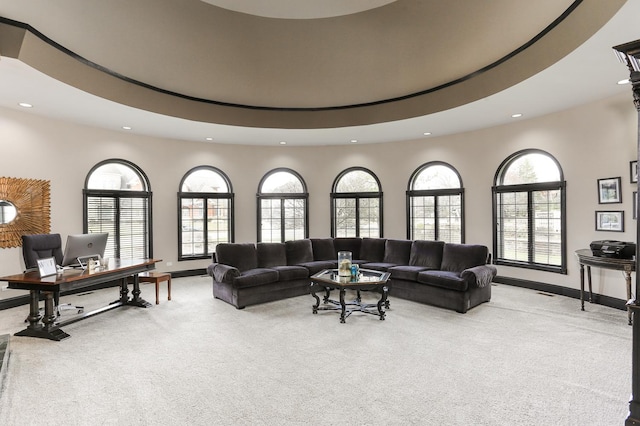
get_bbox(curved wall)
[0,92,636,303]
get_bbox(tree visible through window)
[493,150,566,273]
[179,166,233,260]
[257,169,308,243]
[407,162,464,243]
[332,168,383,238]
[84,159,152,259]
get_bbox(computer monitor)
[61,233,109,267]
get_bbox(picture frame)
[631,161,638,183]
[635,191,638,220]
[597,177,622,204]
[595,210,624,232]
[36,256,58,277]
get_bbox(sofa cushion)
[271,265,310,281]
[361,262,396,272]
[311,238,336,261]
[387,265,430,281]
[441,244,489,273]
[359,238,386,262]
[215,243,257,272]
[383,239,413,264]
[417,270,468,292]
[233,268,280,289]
[299,260,336,276]
[409,240,445,268]
[257,242,287,268]
[286,239,314,265]
[334,238,362,259]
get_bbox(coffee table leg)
[310,283,320,314]
[377,286,388,320]
[340,289,346,323]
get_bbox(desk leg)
[128,274,152,308]
[579,264,585,311]
[15,290,70,341]
[626,271,633,326]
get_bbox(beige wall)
[0,92,637,301]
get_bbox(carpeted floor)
[0,276,632,425]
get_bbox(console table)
[575,249,635,325]
[0,258,159,340]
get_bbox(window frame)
[256,168,309,243]
[178,165,234,261]
[406,161,465,243]
[83,158,153,260]
[492,149,567,274]
[331,167,384,238]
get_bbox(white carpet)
[0,276,632,425]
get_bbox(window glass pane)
[412,165,460,190]
[335,198,357,237]
[410,195,435,240]
[181,198,204,257]
[208,198,230,253]
[336,170,379,192]
[87,163,145,191]
[497,191,529,262]
[436,194,462,243]
[86,196,117,259]
[118,197,149,259]
[182,169,229,192]
[261,171,303,193]
[533,189,562,266]
[261,199,282,243]
[284,199,305,241]
[501,153,560,185]
[359,198,380,238]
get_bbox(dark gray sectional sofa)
[207,238,497,313]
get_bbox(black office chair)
[22,234,84,317]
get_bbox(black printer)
[590,240,636,259]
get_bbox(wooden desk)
[0,258,159,341]
[575,249,635,325]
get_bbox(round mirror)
[0,200,18,224]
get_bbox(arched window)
[257,168,308,243]
[331,167,383,238]
[407,162,464,243]
[84,159,152,259]
[178,166,234,260]
[492,149,566,273]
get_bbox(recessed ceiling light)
[279,141,287,145]
[350,139,358,143]
[122,126,132,130]
[18,102,33,108]
[511,113,523,118]
[618,78,630,85]
[423,132,432,136]
[205,137,213,141]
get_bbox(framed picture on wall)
[635,191,638,220]
[598,177,622,204]
[595,210,624,232]
[631,161,638,183]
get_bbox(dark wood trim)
[494,275,627,311]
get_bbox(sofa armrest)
[461,265,497,288]
[207,263,241,284]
